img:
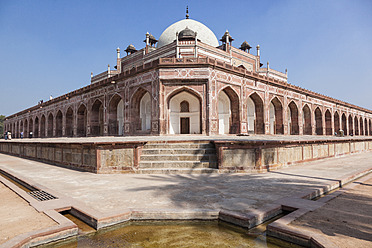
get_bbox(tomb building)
[4,13,372,138]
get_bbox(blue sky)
[1,0,371,116]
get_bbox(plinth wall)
[215,138,372,172]
[0,138,371,173]
[0,142,144,173]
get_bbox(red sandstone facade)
[4,18,372,138]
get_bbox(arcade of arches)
[5,86,372,138]
[3,15,372,140]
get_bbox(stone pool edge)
[267,168,372,248]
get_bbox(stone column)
[53,115,56,137]
[62,113,65,137]
[299,104,303,135]
[73,105,77,137]
[322,109,326,136]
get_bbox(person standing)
[8,131,12,140]
[20,131,24,139]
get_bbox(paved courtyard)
[0,150,372,247]
[0,151,371,215]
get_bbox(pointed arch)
[288,101,299,135]
[360,117,364,136]
[348,115,353,135]
[48,113,54,137]
[218,86,240,134]
[20,120,24,137]
[91,99,104,136]
[315,107,323,135]
[77,104,87,137]
[218,90,231,134]
[24,119,28,137]
[334,111,340,134]
[131,88,152,133]
[325,109,332,135]
[268,97,283,134]
[369,119,372,136]
[56,110,63,137]
[65,107,74,137]
[40,115,46,138]
[168,89,201,134]
[354,116,359,135]
[302,104,312,135]
[34,116,39,138]
[140,92,151,131]
[248,92,264,134]
[108,94,124,135]
[341,113,347,135]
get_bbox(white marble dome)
[157,19,219,48]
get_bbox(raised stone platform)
[1,135,372,174]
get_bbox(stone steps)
[141,148,216,155]
[137,168,218,174]
[138,141,218,173]
[140,154,217,161]
[142,143,213,149]
[139,161,217,169]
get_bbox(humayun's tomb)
[4,14,372,138]
[2,13,372,175]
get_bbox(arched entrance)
[348,115,353,135]
[34,117,39,138]
[56,110,63,137]
[334,111,340,134]
[370,119,372,136]
[140,92,151,131]
[248,93,264,134]
[218,90,231,134]
[65,108,74,137]
[48,113,53,137]
[20,121,23,137]
[169,91,201,134]
[360,117,364,136]
[315,107,323,135]
[288,101,299,135]
[131,88,151,133]
[342,113,347,135]
[91,99,104,136]
[77,104,87,137]
[354,116,359,135]
[325,110,332,135]
[24,119,28,137]
[108,95,124,135]
[224,87,240,134]
[269,97,283,135]
[303,105,312,135]
[40,115,46,138]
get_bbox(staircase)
[138,141,218,174]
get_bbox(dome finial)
[186,6,189,19]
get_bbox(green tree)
[0,115,5,138]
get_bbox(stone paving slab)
[0,151,372,247]
[289,173,372,248]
